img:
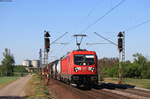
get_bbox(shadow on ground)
[78,83,135,90]
[0,96,28,99]
[94,83,135,89]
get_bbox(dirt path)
[0,75,32,99]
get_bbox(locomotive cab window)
[74,55,95,65]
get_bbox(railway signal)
[118,32,124,52]
[44,31,50,53]
[43,30,51,69]
[45,38,50,48]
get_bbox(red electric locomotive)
[50,49,98,87]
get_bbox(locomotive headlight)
[74,67,81,72]
[91,67,95,70]
[88,67,95,72]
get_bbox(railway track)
[47,79,150,99]
[115,88,150,99]
[53,80,128,99]
[46,79,145,99]
[90,89,128,99]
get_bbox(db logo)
[82,67,87,71]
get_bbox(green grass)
[104,78,150,89]
[0,76,19,88]
[26,74,54,99]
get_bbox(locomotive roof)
[70,50,96,55]
[60,50,96,60]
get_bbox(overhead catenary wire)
[93,19,150,47]
[125,19,150,32]
[94,19,150,44]
[81,0,126,33]
[53,42,69,45]
[75,1,98,34]
[87,7,95,17]
[86,43,111,45]
[94,32,117,46]
[50,32,69,45]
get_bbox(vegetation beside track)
[0,76,19,88]
[99,53,150,90]
[100,53,150,79]
[25,74,54,99]
[104,77,150,89]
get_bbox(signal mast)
[117,31,125,84]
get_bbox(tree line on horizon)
[99,53,150,79]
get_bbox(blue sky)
[0,0,150,64]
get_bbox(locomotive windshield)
[74,55,95,65]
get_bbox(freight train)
[43,49,98,87]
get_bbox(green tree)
[133,53,149,78]
[123,63,141,78]
[133,53,147,64]
[1,48,15,76]
[2,48,15,65]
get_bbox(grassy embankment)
[104,78,150,89]
[0,76,19,88]
[25,74,54,99]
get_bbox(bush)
[0,65,28,77]
[102,64,118,77]
[101,61,150,79]
[13,66,28,72]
